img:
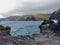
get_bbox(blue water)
[0,21,42,36]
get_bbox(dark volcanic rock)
[49,9,60,34]
[49,9,60,19]
[0,25,11,35]
[39,9,60,36]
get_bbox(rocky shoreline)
[0,31,60,45]
[0,9,60,45]
[0,25,60,45]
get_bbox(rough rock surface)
[0,33,60,45]
[0,25,10,35]
[39,9,60,34]
[49,9,60,19]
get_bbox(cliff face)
[49,9,60,19]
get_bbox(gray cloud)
[17,0,60,13]
[5,0,60,16]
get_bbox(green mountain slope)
[0,14,50,21]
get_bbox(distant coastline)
[0,14,50,21]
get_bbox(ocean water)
[0,21,42,36]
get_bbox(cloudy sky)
[0,0,60,17]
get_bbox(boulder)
[0,25,11,35]
[39,20,49,33]
[0,25,5,31]
[5,26,11,35]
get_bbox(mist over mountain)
[1,8,60,21]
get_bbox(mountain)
[0,14,50,21]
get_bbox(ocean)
[0,21,43,36]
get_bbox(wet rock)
[0,25,5,31]
[5,26,11,35]
[0,25,11,35]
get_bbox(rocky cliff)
[49,9,60,19]
[39,9,60,35]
